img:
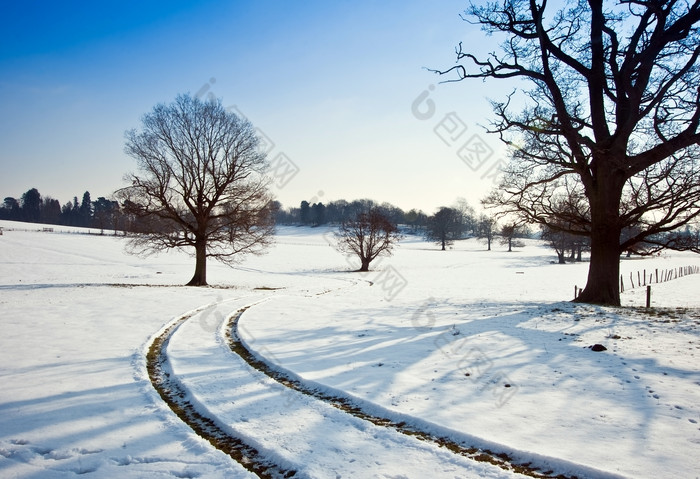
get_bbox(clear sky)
[0,0,514,214]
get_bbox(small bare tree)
[476,214,498,251]
[499,222,527,252]
[426,207,461,250]
[117,94,274,286]
[336,209,402,271]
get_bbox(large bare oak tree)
[436,0,700,305]
[118,94,274,286]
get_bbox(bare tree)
[476,214,498,251]
[434,0,700,305]
[335,209,402,271]
[486,179,590,259]
[541,225,572,264]
[405,208,428,233]
[499,222,527,252]
[117,94,274,286]
[541,223,590,263]
[426,207,461,250]
[453,198,477,237]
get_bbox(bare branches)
[117,94,274,285]
[441,0,700,230]
[435,0,700,169]
[335,210,402,271]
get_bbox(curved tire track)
[228,306,575,479]
[146,307,297,478]
[147,283,610,478]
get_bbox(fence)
[573,265,699,306]
[620,265,700,293]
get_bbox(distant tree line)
[14,186,691,262]
[1,188,124,233]
[275,198,423,230]
[275,197,537,252]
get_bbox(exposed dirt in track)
[227,306,577,479]
[146,310,298,478]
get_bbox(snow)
[1,220,699,478]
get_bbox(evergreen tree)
[41,197,61,225]
[61,201,74,225]
[79,191,92,227]
[311,202,326,226]
[21,188,42,223]
[93,197,119,234]
[300,201,311,225]
[1,197,20,221]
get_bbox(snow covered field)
[1,220,699,478]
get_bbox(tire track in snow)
[228,306,574,479]
[152,294,527,478]
[149,277,612,478]
[146,304,298,478]
[144,274,362,478]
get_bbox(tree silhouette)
[79,191,92,227]
[300,201,311,225]
[426,207,460,250]
[335,209,401,271]
[311,202,326,226]
[476,214,498,251]
[41,197,61,225]
[93,197,119,234]
[1,197,20,221]
[118,94,274,286]
[21,188,42,223]
[499,222,527,252]
[434,0,700,305]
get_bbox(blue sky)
[0,1,512,213]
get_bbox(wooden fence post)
[646,285,651,308]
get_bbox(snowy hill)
[1,223,699,478]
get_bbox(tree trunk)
[575,171,624,306]
[187,237,208,286]
[557,252,566,264]
[575,227,620,305]
[441,237,446,251]
[359,258,371,272]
